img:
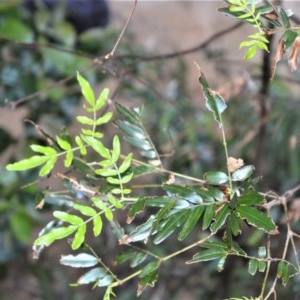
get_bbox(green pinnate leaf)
[77,116,95,125]
[93,215,103,236]
[56,136,71,151]
[232,165,254,181]
[95,168,119,177]
[140,261,159,277]
[95,88,109,110]
[187,249,227,264]
[178,206,205,240]
[64,151,73,167]
[60,253,98,268]
[77,267,107,285]
[39,156,57,176]
[202,204,216,230]
[204,171,228,185]
[197,69,227,127]
[77,72,95,107]
[34,225,77,247]
[104,208,113,221]
[119,153,133,173]
[282,30,298,49]
[72,224,86,250]
[238,190,264,205]
[244,44,258,60]
[30,144,57,155]
[75,136,87,155]
[248,258,258,275]
[210,204,230,233]
[73,203,96,217]
[95,112,113,126]
[112,135,121,162]
[53,211,83,225]
[115,102,140,124]
[97,275,114,287]
[236,206,277,232]
[81,135,111,159]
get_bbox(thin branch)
[116,21,244,62]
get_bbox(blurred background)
[0,0,300,299]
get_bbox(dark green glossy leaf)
[77,267,106,285]
[232,165,254,181]
[178,206,205,241]
[140,150,157,159]
[198,70,227,127]
[238,190,264,205]
[44,194,74,207]
[115,102,140,124]
[116,120,146,139]
[277,261,290,285]
[124,136,152,151]
[97,275,114,287]
[153,210,188,244]
[163,184,195,197]
[228,213,242,236]
[210,204,230,233]
[200,240,228,250]
[248,258,258,275]
[0,18,33,42]
[204,171,228,185]
[128,198,146,222]
[60,253,98,268]
[208,186,224,201]
[258,246,267,258]
[278,6,290,28]
[137,271,158,296]
[187,249,227,264]
[140,261,159,277]
[202,204,216,230]
[258,260,266,272]
[236,206,276,232]
[130,252,148,268]
[282,30,298,49]
[123,215,155,244]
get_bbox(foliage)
[3,0,300,299]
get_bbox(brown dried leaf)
[288,36,300,72]
[227,156,244,173]
[271,38,285,80]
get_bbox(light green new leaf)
[187,249,227,264]
[30,144,57,155]
[95,112,113,126]
[72,224,86,250]
[56,136,71,151]
[197,69,227,127]
[81,135,111,159]
[105,208,113,221]
[64,151,73,167]
[95,88,109,111]
[73,203,96,217]
[53,211,83,225]
[81,129,104,138]
[112,135,121,163]
[77,116,95,126]
[236,206,277,232]
[244,45,258,60]
[60,253,98,267]
[34,225,77,246]
[77,72,95,107]
[93,215,102,236]
[75,136,87,155]
[95,168,119,177]
[119,153,133,173]
[39,156,57,176]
